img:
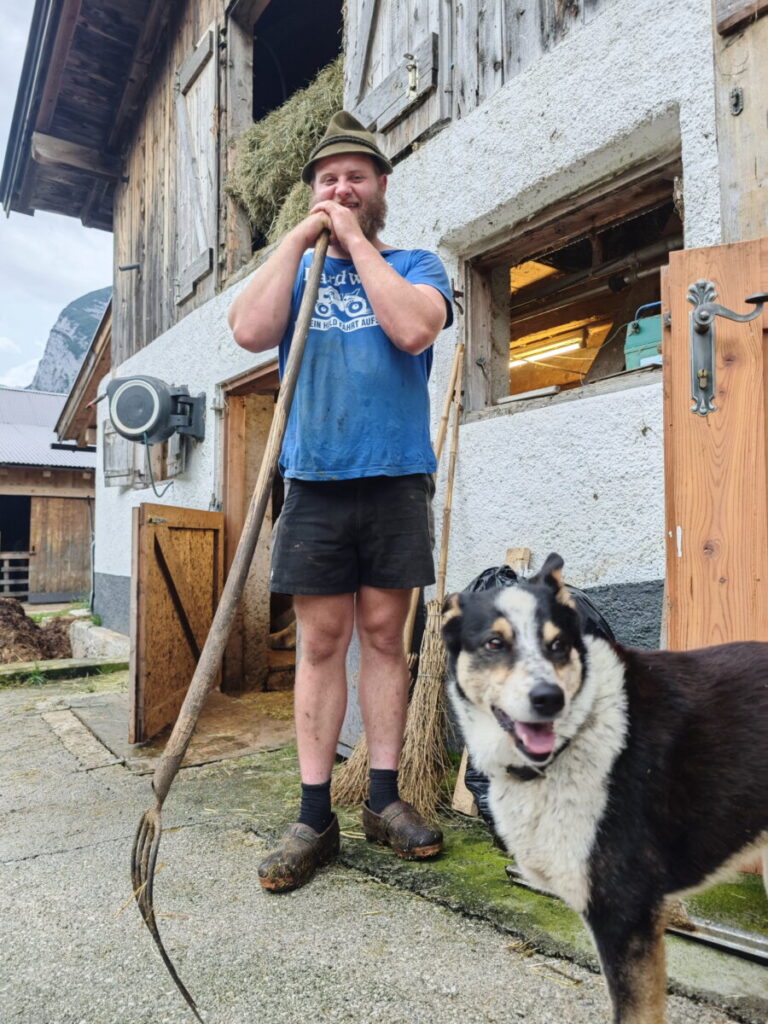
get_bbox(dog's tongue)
[514,721,556,756]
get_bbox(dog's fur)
[442,553,768,1024]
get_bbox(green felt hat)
[301,111,393,184]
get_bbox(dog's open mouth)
[493,706,557,761]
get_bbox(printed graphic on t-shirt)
[308,268,377,333]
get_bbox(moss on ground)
[685,873,768,937]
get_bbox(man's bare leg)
[356,585,443,858]
[258,592,354,893]
[355,585,412,769]
[293,592,355,782]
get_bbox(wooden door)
[663,238,768,649]
[130,502,224,742]
[28,496,92,601]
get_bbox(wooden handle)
[402,342,465,655]
[152,231,330,805]
[436,351,463,604]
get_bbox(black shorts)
[270,474,435,595]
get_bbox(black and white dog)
[442,553,768,1024]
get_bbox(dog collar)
[506,738,571,782]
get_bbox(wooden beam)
[30,132,120,179]
[79,177,112,229]
[178,29,213,95]
[35,0,83,132]
[716,0,768,35]
[227,0,272,31]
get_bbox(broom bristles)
[398,601,450,820]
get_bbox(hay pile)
[0,599,73,663]
[226,56,343,245]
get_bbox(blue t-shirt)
[278,248,453,480]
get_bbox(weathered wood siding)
[0,467,95,499]
[112,0,223,366]
[347,0,615,158]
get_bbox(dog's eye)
[548,637,569,656]
[483,635,505,652]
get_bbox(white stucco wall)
[94,275,272,579]
[97,0,720,598]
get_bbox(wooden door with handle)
[663,238,768,650]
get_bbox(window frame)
[461,152,683,414]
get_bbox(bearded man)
[228,111,453,892]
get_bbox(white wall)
[97,0,720,599]
[94,275,271,578]
[383,0,719,593]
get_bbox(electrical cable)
[142,434,174,498]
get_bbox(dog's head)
[442,553,587,771]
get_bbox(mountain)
[29,286,111,394]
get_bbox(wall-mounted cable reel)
[106,376,206,445]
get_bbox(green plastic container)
[624,307,662,369]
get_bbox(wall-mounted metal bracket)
[687,280,768,416]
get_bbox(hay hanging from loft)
[268,180,312,244]
[226,56,343,243]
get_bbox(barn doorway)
[222,362,295,695]
[0,496,31,598]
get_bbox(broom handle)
[402,342,464,654]
[436,348,464,604]
[151,230,330,805]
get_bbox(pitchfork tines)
[131,806,204,1022]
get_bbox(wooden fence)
[0,552,31,600]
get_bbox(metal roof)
[0,387,95,469]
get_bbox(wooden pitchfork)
[131,230,330,1022]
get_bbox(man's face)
[311,154,388,240]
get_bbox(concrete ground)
[1,673,766,1024]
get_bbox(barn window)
[463,159,683,412]
[251,0,343,122]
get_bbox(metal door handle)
[688,280,768,416]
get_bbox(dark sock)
[298,780,333,834]
[368,768,399,814]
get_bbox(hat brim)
[301,142,393,184]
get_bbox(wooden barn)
[0,386,95,603]
[2,0,768,746]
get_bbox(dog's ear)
[530,553,576,609]
[441,593,464,653]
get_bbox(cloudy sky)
[0,0,113,388]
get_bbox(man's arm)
[228,212,330,353]
[312,201,447,355]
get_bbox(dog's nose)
[529,682,565,717]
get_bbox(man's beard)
[357,191,387,240]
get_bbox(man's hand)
[309,200,365,253]
[291,210,333,250]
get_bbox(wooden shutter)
[347,0,448,161]
[130,502,224,742]
[103,419,137,487]
[175,26,218,306]
[103,419,186,489]
[663,238,768,650]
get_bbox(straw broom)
[332,343,465,807]
[398,348,463,818]
[332,343,465,812]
